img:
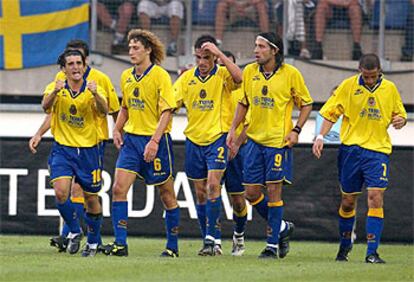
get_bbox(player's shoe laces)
[160,248,179,258]
[67,233,83,255]
[102,242,128,257]
[198,239,215,256]
[258,246,278,259]
[81,243,98,257]
[279,221,295,259]
[50,235,68,252]
[231,234,245,256]
[335,245,352,262]
[365,252,386,264]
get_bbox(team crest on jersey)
[262,85,268,96]
[199,89,207,99]
[69,104,77,115]
[133,88,140,97]
[368,97,375,106]
[60,113,67,122]
[354,89,363,95]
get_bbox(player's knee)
[112,181,128,201]
[232,200,246,213]
[245,190,261,203]
[54,189,69,203]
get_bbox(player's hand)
[284,131,299,148]
[226,130,236,150]
[312,138,324,159]
[228,142,240,161]
[29,134,42,154]
[53,80,65,94]
[113,129,123,150]
[392,115,406,129]
[143,139,159,162]
[201,42,221,57]
[87,81,98,95]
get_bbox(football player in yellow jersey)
[42,49,109,256]
[29,40,120,252]
[312,54,407,264]
[102,29,180,258]
[173,35,242,256]
[227,32,313,259]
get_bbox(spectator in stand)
[137,0,184,56]
[274,0,316,59]
[97,1,136,54]
[401,0,414,62]
[215,0,270,47]
[313,0,363,60]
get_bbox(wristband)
[316,134,324,141]
[292,125,302,134]
[150,138,159,145]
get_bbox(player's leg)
[104,169,136,256]
[199,170,224,256]
[365,190,385,263]
[82,192,103,257]
[336,145,363,261]
[336,193,358,261]
[158,177,180,257]
[230,193,247,256]
[258,182,283,259]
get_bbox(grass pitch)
[0,235,413,282]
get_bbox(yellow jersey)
[120,64,176,136]
[319,74,407,154]
[44,80,107,147]
[230,88,246,137]
[173,65,240,145]
[241,63,313,148]
[56,66,120,141]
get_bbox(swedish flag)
[0,0,89,70]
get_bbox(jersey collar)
[65,79,87,99]
[194,64,218,83]
[83,65,91,80]
[132,64,154,82]
[358,74,383,93]
[259,64,280,80]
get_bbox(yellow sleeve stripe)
[70,197,85,204]
[249,193,265,206]
[339,206,356,218]
[268,200,283,207]
[367,208,384,218]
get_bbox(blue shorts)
[185,134,228,180]
[48,142,102,193]
[243,139,292,186]
[223,144,245,194]
[116,133,174,185]
[338,145,389,194]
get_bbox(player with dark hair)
[227,32,313,259]
[173,35,242,256]
[29,39,120,253]
[103,29,180,258]
[42,49,109,256]
[313,53,407,264]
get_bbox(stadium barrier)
[1,137,412,243]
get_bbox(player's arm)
[285,104,313,148]
[42,80,64,112]
[229,124,248,160]
[88,81,108,115]
[312,118,335,159]
[110,111,119,123]
[202,42,242,83]
[29,114,52,154]
[227,102,248,149]
[143,109,173,163]
[113,107,128,149]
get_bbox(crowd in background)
[97,0,414,62]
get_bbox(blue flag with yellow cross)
[0,0,89,70]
